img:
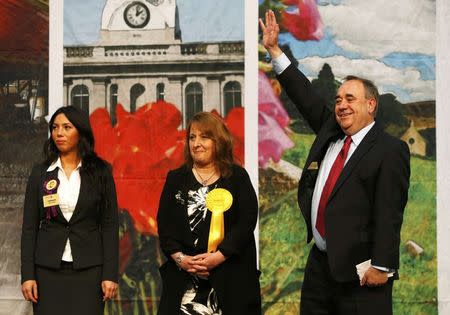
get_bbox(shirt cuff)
[372,265,395,273]
[272,53,291,75]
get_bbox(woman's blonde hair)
[184,112,235,178]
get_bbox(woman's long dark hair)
[44,106,110,181]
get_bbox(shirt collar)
[349,121,375,147]
[47,157,82,172]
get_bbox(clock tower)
[100,0,181,45]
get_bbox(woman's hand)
[172,253,209,276]
[21,280,38,303]
[101,280,118,301]
[172,251,226,277]
[192,251,226,276]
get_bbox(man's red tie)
[315,136,352,237]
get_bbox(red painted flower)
[90,108,119,162]
[281,0,324,41]
[225,107,245,165]
[0,0,48,62]
[90,101,244,235]
[283,0,299,5]
[90,101,185,235]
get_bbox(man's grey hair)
[344,75,379,116]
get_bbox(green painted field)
[259,133,437,315]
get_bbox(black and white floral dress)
[180,174,222,315]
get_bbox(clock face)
[124,1,150,28]
[146,0,164,6]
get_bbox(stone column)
[91,78,110,113]
[168,76,186,125]
[63,79,73,106]
[205,75,224,114]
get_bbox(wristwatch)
[175,252,185,269]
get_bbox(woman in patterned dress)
[157,112,261,315]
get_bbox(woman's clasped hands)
[177,251,226,278]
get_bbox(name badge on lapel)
[43,194,59,207]
[43,178,60,219]
[307,161,319,170]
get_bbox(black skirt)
[33,262,104,315]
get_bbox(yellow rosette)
[205,188,233,253]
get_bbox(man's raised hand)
[259,10,282,58]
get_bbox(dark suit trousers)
[300,245,393,315]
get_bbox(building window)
[156,83,165,101]
[223,81,242,116]
[185,82,203,123]
[130,83,145,113]
[71,85,89,113]
[110,84,118,125]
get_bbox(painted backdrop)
[0,0,48,314]
[64,0,245,314]
[258,0,436,314]
[0,0,440,314]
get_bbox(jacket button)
[66,225,70,230]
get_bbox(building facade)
[63,0,244,125]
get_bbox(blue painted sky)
[278,28,361,60]
[270,0,436,102]
[64,0,244,45]
[382,52,435,81]
[64,0,435,102]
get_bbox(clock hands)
[124,1,150,28]
[135,7,143,17]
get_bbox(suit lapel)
[328,124,379,202]
[179,168,196,246]
[299,124,342,240]
[42,168,67,221]
[305,125,343,170]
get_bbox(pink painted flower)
[259,71,290,129]
[258,71,294,167]
[282,0,324,41]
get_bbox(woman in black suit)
[20,106,119,315]
[157,112,261,315]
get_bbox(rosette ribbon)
[205,188,233,253]
[43,178,60,219]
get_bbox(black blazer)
[21,162,119,283]
[157,164,261,315]
[278,64,410,282]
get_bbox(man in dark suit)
[260,11,410,315]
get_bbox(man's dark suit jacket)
[21,162,119,283]
[278,63,410,282]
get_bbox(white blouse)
[46,157,81,262]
